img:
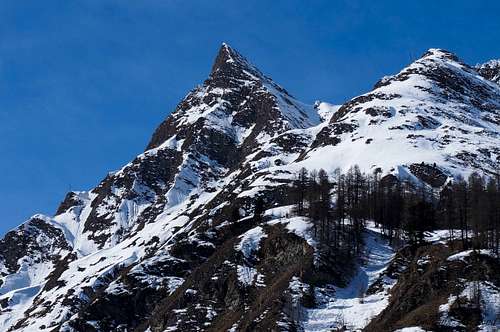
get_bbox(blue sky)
[1,0,500,235]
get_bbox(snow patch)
[235,226,267,260]
[301,228,396,331]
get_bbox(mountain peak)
[146,43,319,150]
[210,43,263,81]
[213,42,236,65]
[420,48,460,62]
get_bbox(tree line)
[289,165,500,263]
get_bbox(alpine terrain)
[1,44,499,332]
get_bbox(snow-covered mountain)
[299,49,500,183]
[0,44,499,332]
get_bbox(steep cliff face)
[0,45,499,332]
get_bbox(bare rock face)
[408,163,448,188]
[365,244,500,332]
[0,45,498,331]
[0,217,70,274]
[55,192,85,216]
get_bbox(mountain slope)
[0,44,323,332]
[0,45,498,332]
[293,49,500,185]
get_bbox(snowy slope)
[290,49,499,183]
[302,225,395,331]
[0,215,72,330]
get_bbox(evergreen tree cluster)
[290,166,500,258]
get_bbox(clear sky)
[1,0,500,235]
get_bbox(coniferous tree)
[293,167,309,216]
[468,173,486,249]
[253,196,265,224]
[485,177,498,251]
[317,169,331,242]
[453,176,469,248]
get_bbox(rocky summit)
[1,44,499,332]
